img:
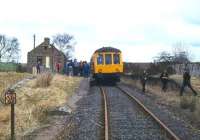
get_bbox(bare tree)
[154,51,173,64]
[52,33,76,59]
[152,42,193,74]
[154,42,192,64]
[172,42,191,63]
[153,51,175,74]
[0,34,20,62]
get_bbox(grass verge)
[0,73,82,138]
[0,72,32,104]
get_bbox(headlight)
[98,69,102,73]
[115,68,120,72]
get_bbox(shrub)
[180,96,196,110]
[16,63,27,73]
[35,72,53,87]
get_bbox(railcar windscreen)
[105,54,112,64]
[97,54,104,64]
[114,54,120,64]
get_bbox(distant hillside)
[0,62,27,72]
[0,62,17,71]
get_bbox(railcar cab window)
[105,54,112,64]
[114,54,120,64]
[97,54,104,64]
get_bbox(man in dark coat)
[73,59,79,76]
[160,70,169,92]
[180,69,198,96]
[79,61,83,76]
[36,61,41,74]
[141,70,148,92]
[83,61,90,77]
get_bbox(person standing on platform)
[68,60,73,76]
[79,61,83,76]
[36,61,41,74]
[73,59,79,76]
[56,62,60,73]
[83,61,90,77]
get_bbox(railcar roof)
[95,47,121,53]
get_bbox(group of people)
[65,59,90,77]
[140,69,198,96]
[35,59,90,77]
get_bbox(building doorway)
[46,56,50,68]
[37,56,43,64]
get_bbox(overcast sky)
[0,0,200,62]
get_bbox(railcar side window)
[105,54,112,64]
[114,54,120,64]
[97,54,104,64]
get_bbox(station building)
[27,37,65,73]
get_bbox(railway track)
[100,87,109,140]
[100,86,180,140]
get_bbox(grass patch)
[0,74,82,138]
[0,72,31,104]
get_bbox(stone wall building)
[27,37,66,73]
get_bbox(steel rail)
[117,86,181,140]
[100,87,109,140]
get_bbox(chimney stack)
[33,34,36,49]
[44,37,50,45]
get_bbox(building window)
[105,54,112,64]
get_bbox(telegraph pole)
[33,34,36,49]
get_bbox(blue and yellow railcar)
[90,47,123,82]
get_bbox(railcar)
[90,47,123,83]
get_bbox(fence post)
[5,89,16,140]
[11,102,15,140]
